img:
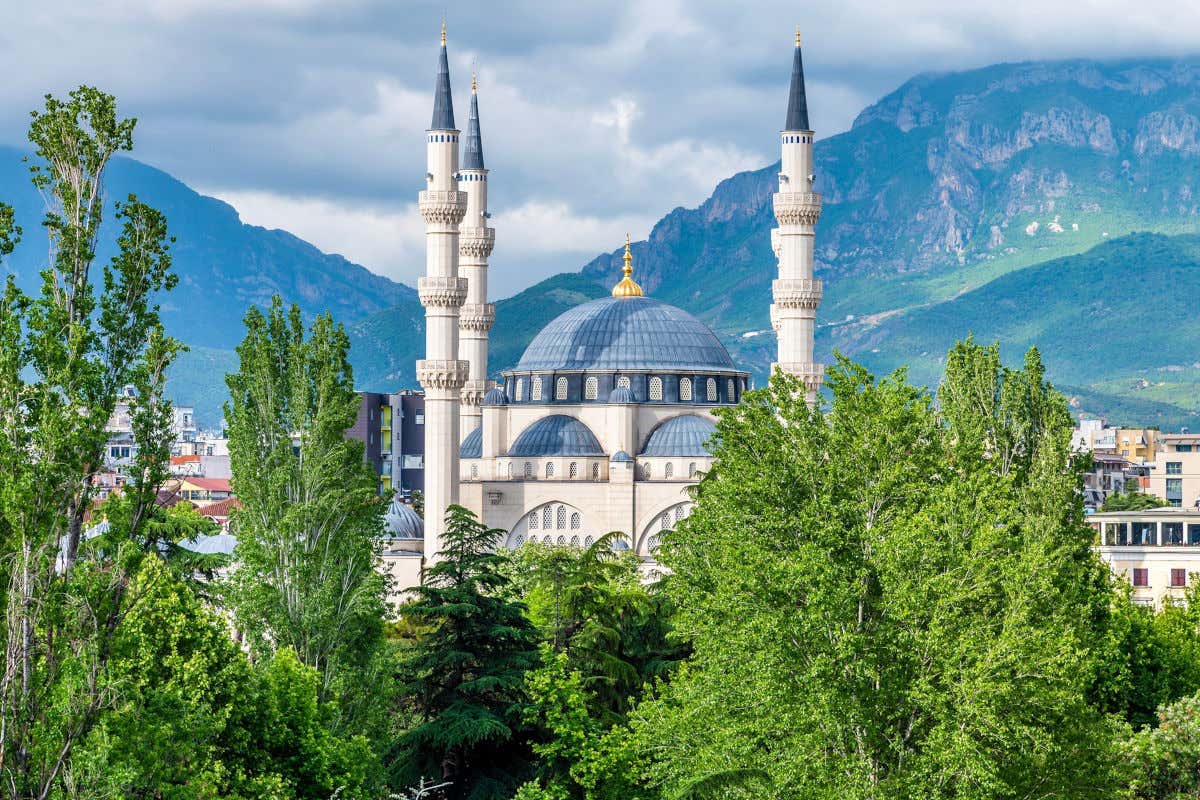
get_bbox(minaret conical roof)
[462,76,485,169]
[784,33,810,131]
[430,28,456,130]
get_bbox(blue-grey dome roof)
[513,296,738,372]
[611,450,633,462]
[460,426,483,458]
[483,387,508,406]
[509,415,605,457]
[385,499,424,539]
[182,533,238,556]
[608,387,636,404]
[641,414,717,457]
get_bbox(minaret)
[417,22,469,560]
[458,71,496,435]
[771,26,824,402]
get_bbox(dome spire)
[612,233,644,298]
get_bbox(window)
[1134,522,1155,545]
[584,535,594,547]
[727,378,735,400]
[689,461,697,478]
[470,464,478,479]
[507,462,514,479]
[649,376,663,401]
[679,377,692,401]
[531,377,543,401]
[641,463,651,480]
[557,506,566,529]
[543,507,553,528]
[569,462,578,478]
[529,511,539,530]
[1189,524,1200,546]
[664,462,674,478]
[1133,568,1149,587]
[1167,478,1183,500]
[585,377,598,400]
[591,462,600,480]
[1172,568,1188,587]
[546,462,555,478]
[1180,444,1194,452]
[570,512,580,530]
[524,462,533,479]
[556,377,568,400]
[415,412,424,425]
[706,378,717,402]
[557,535,566,546]
[1165,522,1184,545]
[570,535,580,547]
[1168,462,1183,475]
[515,379,525,402]
[617,376,631,390]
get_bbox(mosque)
[402,25,823,577]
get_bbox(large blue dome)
[514,297,737,372]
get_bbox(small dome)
[608,387,636,404]
[611,450,633,462]
[509,415,605,457]
[183,533,238,556]
[460,426,483,458]
[641,414,717,457]
[483,387,508,406]
[385,499,424,539]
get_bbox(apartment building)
[1091,507,1200,607]
[348,390,425,498]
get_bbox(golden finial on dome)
[611,233,644,298]
[795,25,801,47]
[441,20,447,46]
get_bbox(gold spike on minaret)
[795,25,801,47]
[472,70,477,94]
[441,20,447,45]
[611,233,644,298]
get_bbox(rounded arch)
[637,501,694,555]
[505,500,588,549]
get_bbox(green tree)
[0,87,180,800]
[394,505,541,800]
[225,296,388,733]
[1123,693,1200,799]
[1101,485,1169,512]
[631,348,1124,800]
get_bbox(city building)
[1091,507,1200,607]
[411,27,823,586]
[349,390,426,498]
[1081,453,1136,510]
[1147,433,1200,508]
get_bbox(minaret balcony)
[416,359,470,391]
[772,278,823,310]
[418,276,469,308]
[773,361,825,392]
[459,226,495,257]
[461,379,490,408]
[419,190,468,225]
[459,303,496,332]
[772,192,822,226]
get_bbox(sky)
[3,0,1199,296]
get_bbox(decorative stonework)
[459,303,496,332]
[771,227,781,258]
[418,189,467,225]
[418,276,469,307]
[769,303,780,332]
[772,191,823,226]
[772,278,823,310]
[460,378,489,409]
[774,361,824,392]
[416,358,470,391]
[459,226,495,257]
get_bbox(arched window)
[546,462,555,478]
[556,377,568,400]
[679,377,692,401]
[507,462,514,479]
[556,535,566,546]
[529,511,539,530]
[513,533,525,547]
[542,507,553,528]
[649,376,663,401]
[660,512,670,529]
[665,462,674,478]
[591,462,600,480]
[706,378,717,402]
[470,464,478,479]
[689,461,697,478]
[569,462,578,478]
[557,506,567,528]
[727,378,735,401]
[531,376,543,401]
[647,534,661,551]
[585,376,598,400]
[617,376,631,390]
[524,462,533,479]
[584,535,594,547]
[641,463,651,480]
[515,378,525,402]
[570,535,580,547]
[570,512,580,530]
[674,505,686,522]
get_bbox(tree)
[394,505,541,800]
[1123,693,1200,799]
[225,296,388,733]
[0,87,180,800]
[630,348,1125,800]
[1101,485,1169,512]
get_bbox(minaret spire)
[771,27,823,402]
[457,70,496,436]
[418,25,468,562]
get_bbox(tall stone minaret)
[458,72,495,435]
[771,27,824,402]
[417,23,468,560]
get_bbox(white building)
[410,28,823,583]
[1092,508,1200,607]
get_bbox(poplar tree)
[0,87,179,799]
[225,297,387,732]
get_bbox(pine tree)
[394,505,541,800]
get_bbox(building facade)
[411,29,822,579]
[1147,433,1200,509]
[349,390,426,498]
[1092,508,1200,607]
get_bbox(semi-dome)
[641,414,717,457]
[385,498,424,539]
[483,387,508,406]
[608,387,636,404]
[611,450,633,462]
[460,426,483,458]
[509,415,605,457]
[513,296,738,373]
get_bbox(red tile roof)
[200,497,242,519]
